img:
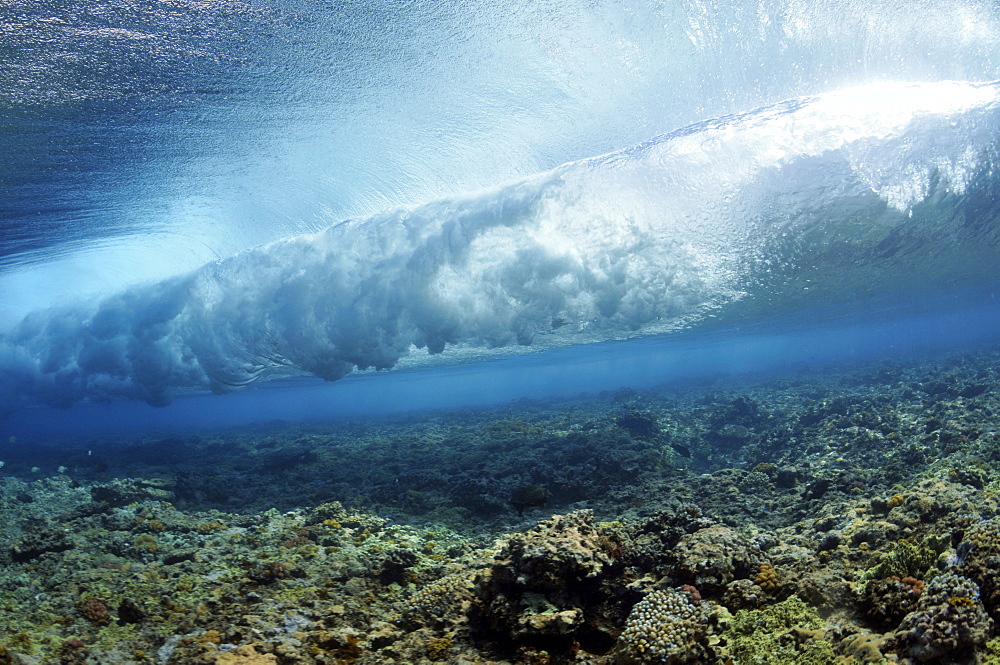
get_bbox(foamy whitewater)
[2,80,999,413]
[2,1,1000,420]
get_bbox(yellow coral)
[198,521,227,534]
[134,534,158,554]
[213,645,277,664]
[755,562,780,592]
[199,630,222,644]
[948,596,976,608]
[427,636,452,661]
[887,494,905,508]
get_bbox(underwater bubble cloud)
[1,79,1000,414]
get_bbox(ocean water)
[6,5,1000,663]
[2,0,1000,431]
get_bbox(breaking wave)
[2,79,1000,413]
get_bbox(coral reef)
[614,587,710,664]
[406,572,476,627]
[855,533,950,590]
[891,572,993,661]
[670,523,762,592]
[472,510,620,653]
[1,348,1000,662]
[859,576,923,629]
[956,516,1000,619]
[720,596,835,665]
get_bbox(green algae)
[856,533,950,592]
[982,637,1000,665]
[722,596,836,665]
[94,622,137,650]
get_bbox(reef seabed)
[4,347,1000,664]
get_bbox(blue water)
[2,0,1000,433]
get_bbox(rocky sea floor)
[4,347,1000,664]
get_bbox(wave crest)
[2,80,999,413]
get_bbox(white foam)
[1,80,998,413]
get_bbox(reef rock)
[473,510,619,649]
[671,524,762,592]
[482,510,615,593]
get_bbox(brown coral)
[473,510,616,652]
[58,638,89,665]
[213,645,278,665]
[426,635,452,661]
[79,597,110,625]
[672,524,762,592]
[754,562,779,592]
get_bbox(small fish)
[511,484,550,516]
[670,442,692,458]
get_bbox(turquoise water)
[2,0,1000,432]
